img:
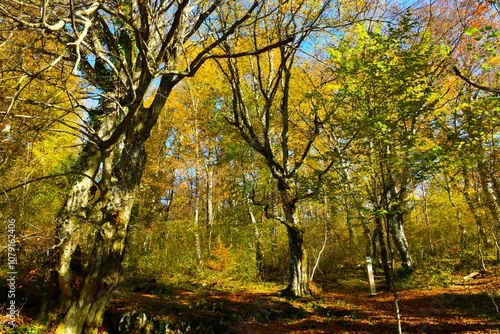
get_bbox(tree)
[0,1,287,332]
[433,0,500,266]
[216,0,345,297]
[329,13,446,274]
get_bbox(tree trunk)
[51,115,149,333]
[193,137,202,268]
[345,198,355,251]
[375,213,392,289]
[372,227,381,270]
[280,189,309,298]
[206,150,215,252]
[341,169,372,258]
[477,163,500,261]
[386,180,413,269]
[50,70,177,332]
[421,184,435,254]
[283,224,308,297]
[462,175,490,245]
[248,205,264,277]
[388,211,413,269]
[193,181,202,268]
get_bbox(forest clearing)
[105,269,500,334]
[1,0,500,333]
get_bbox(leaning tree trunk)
[52,136,148,333]
[388,210,413,269]
[50,72,174,332]
[51,107,154,333]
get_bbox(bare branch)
[3,172,98,194]
[453,66,500,95]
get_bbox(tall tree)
[217,0,347,297]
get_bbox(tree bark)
[375,213,392,289]
[283,224,309,297]
[193,129,203,268]
[206,149,215,252]
[51,109,151,333]
[444,175,467,251]
[280,189,309,297]
[477,163,500,261]
[461,166,489,270]
[462,167,490,246]
[387,210,413,269]
[421,184,435,254]
[344,197,355,251]
[248,205,265,277]
[386,179,413,269]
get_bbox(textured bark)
[387,210,413,269]
[375,213,392,289]
[477,163,500,261]
[280,189,309,297]
[283,224,308,297]
[386,179,413,269]
[52,110,151,333]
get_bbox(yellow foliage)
[207,238,236,273]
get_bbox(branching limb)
[3,172,99,194]
[453,66,500,95]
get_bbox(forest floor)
[103,265,500,334]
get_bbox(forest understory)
[3,262,499,334]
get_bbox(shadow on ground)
[103,277,500,334]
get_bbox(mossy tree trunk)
[51,87,172,333]
[280,188,309,297]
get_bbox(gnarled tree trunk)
[284,224,308,297]
[280,189,309,297]
[51,101,155,333]
[386,180,413,269]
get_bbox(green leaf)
[465,27,480,36]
